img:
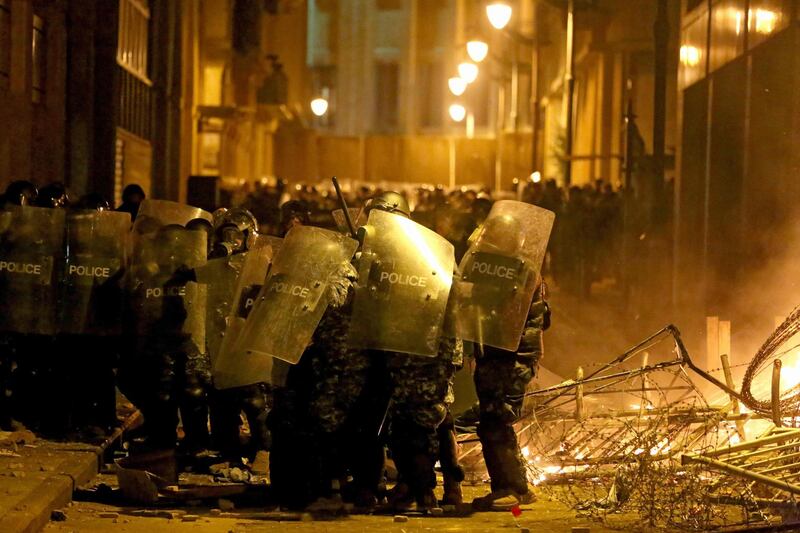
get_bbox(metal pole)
[653,0,668,186]
[530,0,540,172]
[773,359,783,427]
[563,0,575,186]
[622,94,635,308]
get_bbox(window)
[679,7,709,88]
[117,0,150,83]
[374,62,399,131]
[418,61,443,128]
[748,0,790,48]
[32,15,45,103]
[0,0,9,82]
[709,0,745,71]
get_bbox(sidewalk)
[0,436,100,533]
[0,410,140,533]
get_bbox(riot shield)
[348,209,455,357]
[331,208,367,234]
[450,200,554,351]
[234,227,357,368]
[195,254,245,366]
[212,238,280,389]
[0,206,65,334]
[125,225,208,349]
[135,199,213,227]
[58,210,131,335]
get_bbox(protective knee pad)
[408,401,447,430]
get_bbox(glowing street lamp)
[457,62,479,84]
[448,76,467,96]
[530,171,542,183]
[486,2,512,30]
[310,97,329,117]
[466,40,489,62]
[449,103,466,122]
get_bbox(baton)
[331,176,358,239]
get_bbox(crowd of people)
[240,177,628,298]
[0,175,640,517]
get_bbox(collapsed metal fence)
[457,321,800,530]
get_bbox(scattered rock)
[441,504,456,513]
[182,514,199,522]
[429,507,444,516]
[393,515,408,523]
[99,512,119,519]
[11,471,24,478]
[50,509,67,521]
[218,498,235,511]
[209,462,229,475]
[209,509,222,516]
[228,467,249,483]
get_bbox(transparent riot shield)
[135,199,213,227]
[450,200,554,351]
[0,206,65,334]
[212,238,280,389]
[234,227,357,368]
[331,208,367,235]
[125,225,208,349]
[348,209,455,356]
[195,254,245,366]
[58,210,131,335]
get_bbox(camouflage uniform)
[120,270,212,450]
[306,304,382,498]
[474,287,547,495]
[386,335,463,503]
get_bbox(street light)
[457,62,479,84]
[448,76,468,96]
[486,2,512,30]
[466,40,489,62]
[449,103,466,122]
[310,97,328,117]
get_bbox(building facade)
[674,0,800,325]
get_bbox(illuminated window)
[748,0,789,48]
[709,0,745,72]
[32,15,45,103]
[680,7,708,88]
[117,0,150,83]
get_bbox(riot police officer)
[449,200,555,511]
[346,191,461,512]
[0,181,38,429]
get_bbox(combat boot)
[441,474,463,506]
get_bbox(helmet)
[475,214,522,255]
[212,208,229,229]
[221,207,259,235]
[4,180,38,206]
[121,184,146,204]
[279,200,311,227]
[186,217,214,242]
[366,191,410,218]
[35,182,70,208]
[78,192,111,211]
